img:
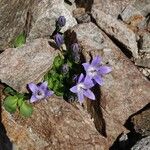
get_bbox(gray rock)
[120,5,145,26]
[73,8,91,23]
[68,22,150,144]
[131,108,150,136]
[131,136,150,150]
[27,0,77,41]
[0,0,33,50]
[133,0,150,16]
[91,6,139,58]
[135,56,150,68]
[140,32,150,52]
[93,0,135,18]
[0,38,58,92]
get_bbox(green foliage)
[3,96,18,113]
[13,32,26,48]
[19,102,33,117]
[3,87,33,117]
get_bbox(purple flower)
[54,33,64,48]
[57,16,66,27]
[71,43,80,53]
[70,73,95,104]
[71,43,80,63]
[82,56,112,85]
[28,81,54,103]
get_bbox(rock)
[67,22,150,144]
[0,38,58,92]
[131,136,150,150]
[91,6,139,58]
[2,97,109,150]
[0,0,33,50]
[120,5,145,26]
[133,0,150,17]
[135,56,150,68]
[131,108,150,136]
[73,8,91,23]
[139,68,150,79]
[93,0,135,18]
[27,0,77,41]
[139,32,150,52]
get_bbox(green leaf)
[3,96,18,113]
[48,78,54,89]
[20,102,33,117]
[53,55,64,69]
[67,59,72,68]
[14,32,26,48]
[17,98,24,107]
[4,87,17,95]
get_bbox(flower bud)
[61,64,69,74]
[54,33,64,48]
[57,16,66,27]
[71,43,80,53]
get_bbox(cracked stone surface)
[67,22,150,144]
[0,38,58,92]
[91,6,139,58]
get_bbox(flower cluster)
[70,56,112,104]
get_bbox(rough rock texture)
[120,5,145,27]
[131,108,150,136]
[27,0,77,41]
[93,0,135,18]
[1,97,109,150]
[67,22,150,144]
[0,38,58,92]
[0,0,33,50]
[91,6,139,58]
[131,136,150,150]
[135,56,150,68]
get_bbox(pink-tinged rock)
[0,38,58,92]
[91,6,138,58]
[67,22,150,144]
[2,96,109,150]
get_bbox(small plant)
[3,16,112,117]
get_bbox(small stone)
[73,8,91,23]
[131,136,150,150]
[131,108,150,136]
[0,38,58,92]
[135,57,150,68]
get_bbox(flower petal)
[91,56,101,66]
[46,90,54,97]
[78,73,84,83]
[84,76,94,88]
[82,63,90,71]
[93,75,104,85]
[77,92,84,104]
[28,83,38,93]
[30,95,38,103]
[39,81,48,90]
[99,66,112,75]
[83,89,95,100]
[70,85,78,93]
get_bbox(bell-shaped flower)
[28,81,54,103]
[57,16,66,27]
[54,33,64,48]
[70,73,95,104]
[82,56,112,85]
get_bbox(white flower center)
[35,90,45,99]
[77,83,86,91]
[87,66,97,77]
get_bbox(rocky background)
[0,0,150,150]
